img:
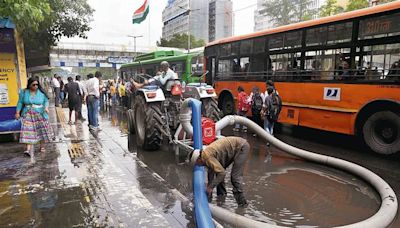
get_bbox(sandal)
[23,151,31,157]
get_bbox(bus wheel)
[134,96,162,151]
[221,95,234,116]
[127,109,135,135]
[363,111,400,155]
[202,97,221,121]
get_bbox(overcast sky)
[60,0,257,49]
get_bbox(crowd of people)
[235,80,282,141]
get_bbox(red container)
[201,117,216,145]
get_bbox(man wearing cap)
[132,61,177,89]
[190,136,249,206]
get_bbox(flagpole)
[148,0,151,49]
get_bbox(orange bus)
[204,2,400,155]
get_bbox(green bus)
[120,50,205,84]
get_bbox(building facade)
[209,0,233,42]
[254,0,328,31]
[162,0,209,42]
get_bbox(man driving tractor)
[132,61,177,89]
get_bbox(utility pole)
[179,0,200,53]
[128,35,143,57]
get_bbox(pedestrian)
[248,86,264,136]
[75,75,86,121]
[109,81,117,106]
[64,77,81,125]
[262,87,282,139]
[85,72,101,131]
[15,77,54,162]
[265,80,279,96]
[118,81,127,108]
[51,74,60,107]
[189,136,249,206]
[58,76,65,105]
[233,86,249,132]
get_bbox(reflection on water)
[128,127,380,227]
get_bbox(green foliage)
[319,0,344,17]
[1,0,93,65]
[0,0,51,31]
[261,0,317,26]
[346,0,369,12]
[157,33,206,49]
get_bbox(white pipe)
[212,115,398,228]
[178,106,398,227]
[179,99,193,136]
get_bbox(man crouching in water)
[189,136,250,206]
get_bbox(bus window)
[250,54,266,74]
[327,22,352,44]
[218,59,231,78]
[270,53,300,80]
[240,39,253,55]
[306,26,328,46]
[359,12,400,40]
[362,44,400,80]
[170,62,184,77]
[253,37,266,53]
[220,43,231,57]
[231,42,240,56]
[191,55,204,76]
[240,57,250,73]
[269,34,284,51]
[285,31,302,49]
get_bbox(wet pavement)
[0,104,193,227]
[1,103,399,227]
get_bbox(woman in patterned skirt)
[15,77,54,161]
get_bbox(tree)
[1,0,93,66]
[261,0,317,27]
[319,0,344,17]
[0,0,51,32]
[157,33,205,49]
[346,0,369,11]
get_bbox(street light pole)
[128,35,143,57]
[188,4,190,54]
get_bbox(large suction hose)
[178,105,398,228]
[186,99,214,228]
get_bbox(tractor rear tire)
[134,96,163,151]
[363,111,400,155]
[221,95,234,116]
[127,109,135,134]
[202,97,221,121]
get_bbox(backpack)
[266,93,282,122]
[251,93,263,114]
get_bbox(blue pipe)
[188,99,214,228]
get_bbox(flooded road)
[112,104,397,227]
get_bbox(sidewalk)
[0,104,194,227]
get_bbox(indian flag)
[132,0,149,24]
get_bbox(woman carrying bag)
[15,77,54,162]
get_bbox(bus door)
[206,57,215,85]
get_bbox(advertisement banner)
[0,53,18,107]
[0,29,16,53]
